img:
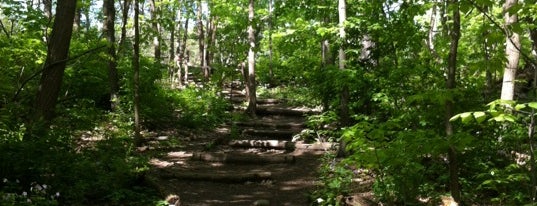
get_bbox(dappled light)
[2,0,537,205]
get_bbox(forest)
[1,0,537,205]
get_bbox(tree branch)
[12,45,106,101]
[0,19,10,38]
[468,0,537,69]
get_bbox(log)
[294,142,337,151]
[191,152,296,164]
[228,140,295,150]
[242,129,296,139]
[234,121,305,130]
[256,106,319,116]
[158,169,272,183]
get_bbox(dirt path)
[143,94,335,205]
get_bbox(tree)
[34,0,77,123]
[150,0,162,61]
[338,0,349,126]
[104,0,120,110]
[197,0,208,80]
[445,0,461,203]
[500,0,521,100]
[245,0,257,117]
[133,0,142,145]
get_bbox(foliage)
[311,153,354,206]
[172,86,231,128]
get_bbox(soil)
[141,90,375,205]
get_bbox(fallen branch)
[191,152,295,164]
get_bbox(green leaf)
[515,104,527,110]
[461,112,473,124]
[528,102,537,109]
[473,112,487,123]
[449,114,461,122]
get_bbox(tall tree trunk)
[446,0,461,203]
[119,0,131,54]
[34,0,77,123]
[104,0,120,110]
[150,0,161,61]
[529,17,537,203]
[206,15,217,76]
[500,0,520,100]
[74,8,81,31]
[133,0,142,146]
[42,0,52,19]
[338,0,349,126]
[169,6,177,86]
[197,0,207,80]
[245,0,256,117]
[268,0,274,84]
[181,17,190,84]
[84,6,91,33]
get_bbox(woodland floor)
[141,84,375,206]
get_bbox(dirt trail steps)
[144,86,339,206]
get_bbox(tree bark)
[338,0,349,126]
[206,15,217,76]
[197,0,207,80]
[245,0,257,117]
[42,0,52,19]
[268,0,274,84]
[445,0,461,203]
[150,0,162,61]
[34,0,76,123]
[104,0,120,110]
[181,17,190,84]
[500,0,521,101]
[133,0,142,146]
[118,0,131,54]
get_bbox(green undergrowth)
[0,108,162,205]
[257,86,321,107]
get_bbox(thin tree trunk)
[245,0,257,117]
[446,0,461,203]
[268,0,274,84]
[169,7,177,86]
[500,0,521,101]
[150,0,161,61]
[197,0,207,80]
[84,7,91,33]
[338,0,349,126]
[34,0,76,123]
[133,0,142,146]
[42,0,52,19]
[118,0,131,54]
[181,17,189,84]
[206,15,217,76]
[529,18,537,203]
[74,8,81,31]
[104,0,120,110]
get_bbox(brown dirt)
[143,113,329,206]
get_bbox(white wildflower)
[22,191,27,196]
[2,178,7,183]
